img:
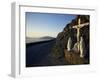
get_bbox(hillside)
[26,36,55,43]
[51,15,90,65]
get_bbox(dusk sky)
[26,12,76,38]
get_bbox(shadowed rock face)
[52,15,90,64]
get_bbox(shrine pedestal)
[64,49,85,64]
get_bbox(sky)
[26,12,76,38]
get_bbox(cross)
[72,18,89,53]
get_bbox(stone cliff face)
[51,15,90,65]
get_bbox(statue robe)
[67,37,72,51]
[80,37,85,58]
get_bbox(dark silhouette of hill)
[26,36,55,43]
[40,36,55,39]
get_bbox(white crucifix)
[72,18,89,53]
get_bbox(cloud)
[26,31,57,38]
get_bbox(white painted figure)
[67,37,72,51]
[80,36,85,58]
[72,42,78,53]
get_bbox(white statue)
[67,37,72,51]
[80,36,85,58]
[72,42,78,53]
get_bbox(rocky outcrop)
[51,15,90,64]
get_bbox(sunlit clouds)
[26,31,59,38]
